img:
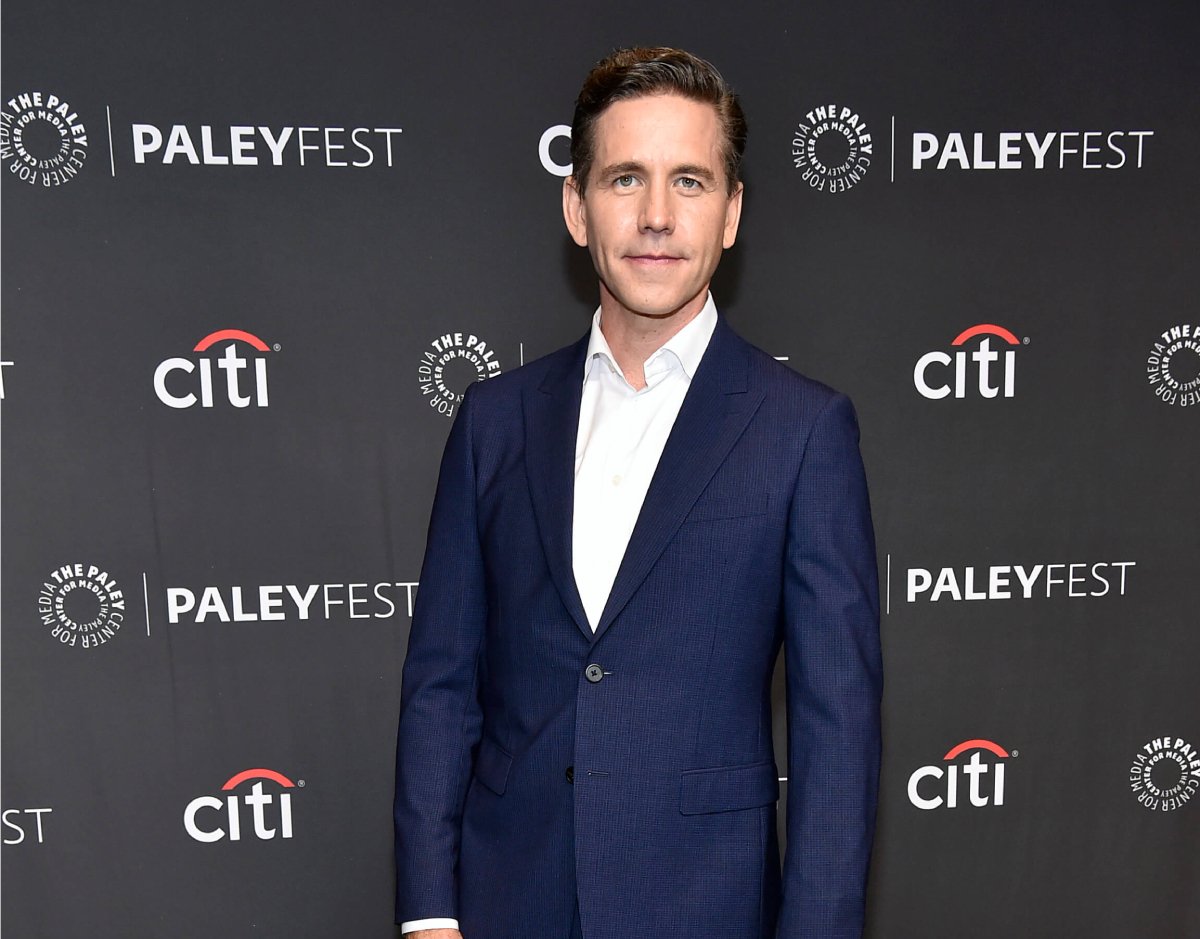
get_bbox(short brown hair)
[569,47,747,196]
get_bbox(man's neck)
[598,291,709,390]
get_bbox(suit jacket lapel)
[524,334,593,639]
[593,318,765,641]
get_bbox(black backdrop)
[3,2,1198,937]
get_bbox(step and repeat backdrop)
[3,2,1197,937]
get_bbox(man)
[395,47,882,939]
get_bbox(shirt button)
[611,475,622,486]
[565,766,574,784]
[585,663,604,683]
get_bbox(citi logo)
[914,324,1022,399]
[183,768,299,842]
[154,329,272,409]
[907,739,1011,810]
[539,123,572,177]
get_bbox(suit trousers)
[569,900,582,939]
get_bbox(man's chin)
[629,306,688,320]
[605,288,707,321]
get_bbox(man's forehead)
[592,93,723,158]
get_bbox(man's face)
[563,94,743,322]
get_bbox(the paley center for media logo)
[908,738,1013,810]
[184,768,302,843]
[418,331,502,418]
[37,562,126,649]
[1146,323,1200,409]
[1,90,88,187]
[154,328,275,409]
[1129,737,1199,812]
[791,104,872,193]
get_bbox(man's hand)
[407,931,462,939]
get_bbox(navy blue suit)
[395,316,882,938]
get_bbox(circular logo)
[2,90,89,187]
[37,563,126,649]
[417,332,502,418]
[1129,737,1199,811]
[791,104,872,193]
[1146,324,1200,408]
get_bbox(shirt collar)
[582,293,719,385]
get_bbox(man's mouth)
[626,254,683,264]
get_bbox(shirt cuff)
[400,918,459,934]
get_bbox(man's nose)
[638,182,674,233]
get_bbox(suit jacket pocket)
[682,493,769,524]
[473,737,513,796]
[679,759,779,815]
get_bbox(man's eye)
[678,177,701,189]
[614,174,636,188]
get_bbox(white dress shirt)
[571,295,717,629]
[400,295,718,934]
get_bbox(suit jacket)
[395,315,882,939]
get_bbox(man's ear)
[563,176,589,247]
[722,181,744,250]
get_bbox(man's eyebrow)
[673,164,718,183]
[597,161,647,179]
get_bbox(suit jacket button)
[565,766,574,784]
[585,664,604,683]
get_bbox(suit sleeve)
[778,393,883,939]
[394,383,487,924]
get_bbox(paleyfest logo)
[131,123,403,168]
[38,563,125,649]
[1129,737,1199,812]
[1,90,88,187]
[164,580,420,623]
[418,331,502,418]
[911,129,1153,171]
[1146,323,1200,408]
[904,560,1135,603]
[2,807,53,845]
[791,104,872,193]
